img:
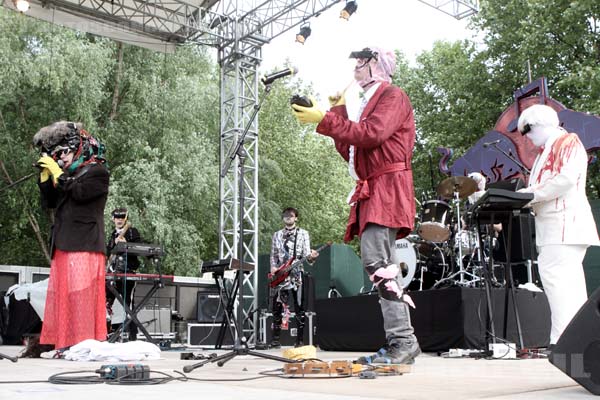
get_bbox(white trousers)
[537,244,588,344]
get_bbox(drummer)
[463,172,502,235]
[466,172,486,207]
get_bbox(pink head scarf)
[350,46,396,87]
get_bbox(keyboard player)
[106,207,142,341]
[516,104,599,347]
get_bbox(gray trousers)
[361,223,416,345]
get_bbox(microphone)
[261,66,298,85]
[482,139,501,148]
[33,153,64,169]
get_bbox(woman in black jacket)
[33,121,109,350]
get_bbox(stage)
[0,345,587,400]
[316,287,551,352]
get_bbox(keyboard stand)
[474,208,526,351]
[212,270,238,349]
[107,257,164,344]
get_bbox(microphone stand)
[182,83,295,373]
[0,352,18,362]
[488,143,530,175]
[427,152,436,194]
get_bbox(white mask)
[526,125,554,147]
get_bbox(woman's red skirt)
[40,249,107,349]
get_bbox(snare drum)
[418,200,451,242]
[390,238,417,288]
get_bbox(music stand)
[183,83,295,373]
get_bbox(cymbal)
[436,176,478,199]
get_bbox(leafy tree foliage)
[258,81,354,253]
[2,0,599,273]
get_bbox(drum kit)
[392,175,493,291]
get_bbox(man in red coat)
[292,46,420,364]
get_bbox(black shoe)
[355,340,421,365]
[270,339,281,349]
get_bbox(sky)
[259,1,477,109]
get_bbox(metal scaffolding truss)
[417,0,479,19]
[215,0,343,342]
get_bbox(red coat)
[316,82,416,242]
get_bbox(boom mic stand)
[0,172,36,196]
[0,352,18,362]
[183,83,295,373]
[487,142,530,176]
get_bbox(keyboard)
[111,242,165,257]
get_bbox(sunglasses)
[50,146,71,157]
[113,213,127,219]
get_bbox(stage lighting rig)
[340,1,357,20]
[295,24,311,44]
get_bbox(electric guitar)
[106,222,131,272]
[268,242,331,288]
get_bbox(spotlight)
[295,25,311,44]
[12,0,30,12]
[340,1,357,20]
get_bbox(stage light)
[340,1,357,20]
[12,0,30,12]
[295,25,311,44]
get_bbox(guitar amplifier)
[136,307,171,334]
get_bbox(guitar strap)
[292,228,299,260]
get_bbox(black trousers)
[272,286,305,342]
[106,280,138,340]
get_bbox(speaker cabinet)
[196,293,224,323]
[549,287,600,395]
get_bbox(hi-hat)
[437,176,477,199]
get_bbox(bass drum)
[410,240,450,290]
[390,238,418,289]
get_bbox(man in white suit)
[517,104,599,345]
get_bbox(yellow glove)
[39,168,50,183]
[328,91,346,108]
[291,98,325,124]
[37,156,63,185]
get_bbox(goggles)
[349,48,378,61]
[50,146,71,158]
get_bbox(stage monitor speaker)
[196,293,223,323]
[549,287,600,395]
[187,323,233,347]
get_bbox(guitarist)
[269,207,318,348]
[105,207,142,340]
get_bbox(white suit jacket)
[523,132,599,247]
